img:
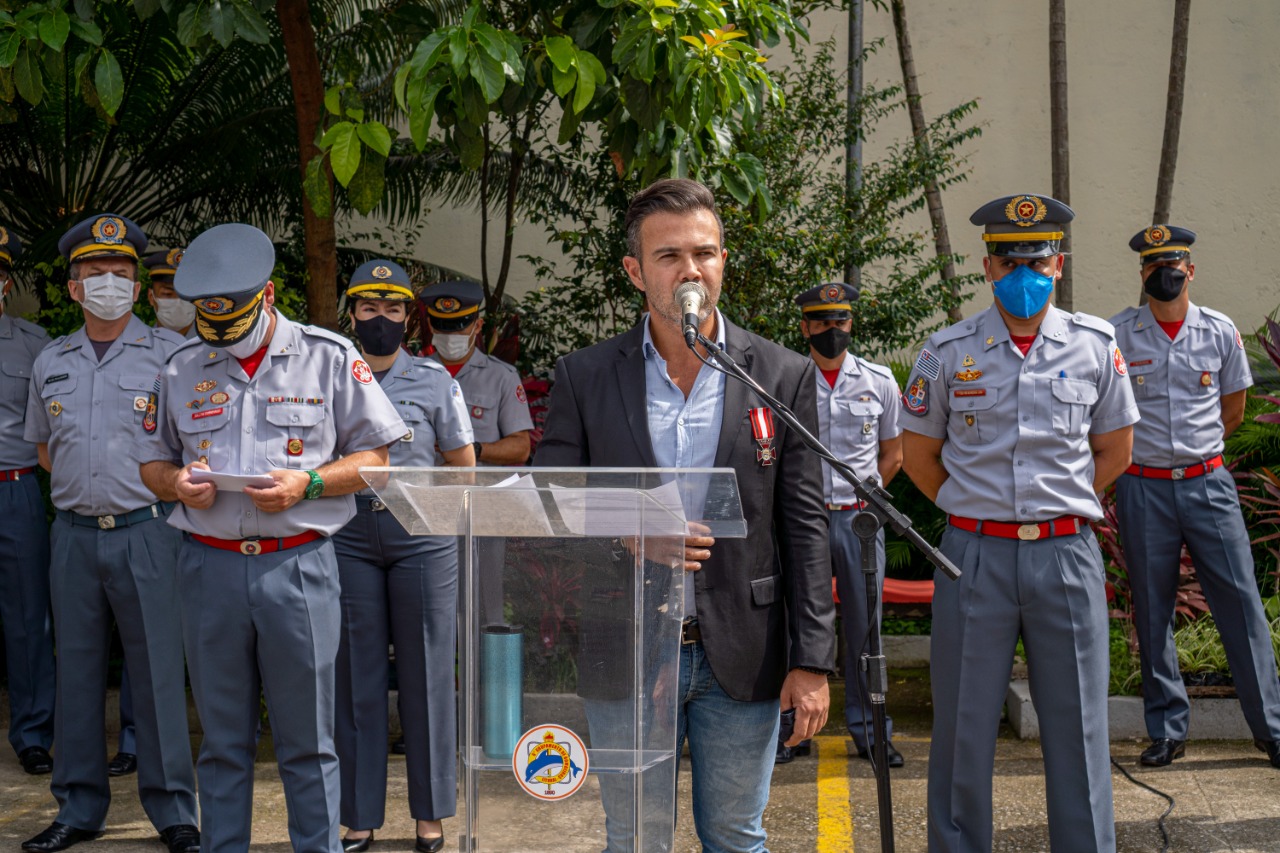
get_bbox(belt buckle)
[98,515,116,530]
[1171,467,1186,480]
[1016,524,1040,541]
[239,540,263,556]
[370,499,386,512]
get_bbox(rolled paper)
[481,624,523,760]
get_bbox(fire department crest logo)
[1004,195,1047,227]
[167,247,184,267]
[1144,226,1169,246]
[435,296,461,313]
[199,297,235,315]
[821,284,842,302]
[512,725,588,801]
[372,265,392,279]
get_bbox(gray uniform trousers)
[48,512,197,832]
[179,535,342,853]
[333,499,458,827]
[1116,466,1280,742]
[119,659,136,753]
[0,475,55,754]
[928,527,1115,853]
[829,509,893,748]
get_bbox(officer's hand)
[780,669,830,746]
[245,469,310,513]
[683,521,714,572]
[175,462,217,510]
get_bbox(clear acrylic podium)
[360,467,746,852]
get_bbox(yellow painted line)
[815,735,853,852]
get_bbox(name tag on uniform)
[44,373,69,386]
[953,388,987,397]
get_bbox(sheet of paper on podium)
[188,469,276,491]
[397,472,553,536]
[550,479,686,536]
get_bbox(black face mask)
[810,327,851,360]
[353,315,405,357]
[1143,266,1188,303]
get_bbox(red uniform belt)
[0,466,36,482]
[948,515,1087,541]
[191,529,323,556]
[826,501,867,511]
[1125,454,1223,481]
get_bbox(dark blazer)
[534,318,835,702]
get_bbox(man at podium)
[536,178,835,851]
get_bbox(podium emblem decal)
[512,724,589,801]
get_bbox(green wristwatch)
[303,469,325,501]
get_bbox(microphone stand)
[690,329,960,853]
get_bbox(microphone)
[675,281,707,350]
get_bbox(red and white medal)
[749,406,777,466]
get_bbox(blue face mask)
[991,263,1054,319]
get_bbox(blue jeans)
[585,640,780,853]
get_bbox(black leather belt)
[58,502,171,530]
[681,619,701,644]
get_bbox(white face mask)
[79,272,135,321]
[154,296,195,331]
[224,309,272,358]
[434,330,474,361]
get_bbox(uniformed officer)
[901,194,1139,853]
[333,260,475,853]
[22,214,199,853]
[0,225,57,778]
[144,248,194,336]
[138,224,407,853]
[422,280,533,624]
[1110,226,1280,769]
[778,282,904,767]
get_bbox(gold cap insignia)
[1004,195,1047,227]
[436,296,461,313]
[167,248,184,266]
[821,284,842,303]
[90,216,126,245]
[200,296,235,315]
[1144,226,1169,246]
[372,265,392,279]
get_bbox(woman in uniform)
[334,260,475,853]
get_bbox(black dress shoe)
[108,751,137,777]
[857,741,905,769]
[1140,738,1186,767]
[19,746,53,775]
[415,835,444,853]
[341,832,373,853]
[21,823,103,852]
[1255,738,1280,769]
[774,741,795,765]
[390,737,406,755]
[158,824,200,853]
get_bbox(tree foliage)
[517,39,982,377]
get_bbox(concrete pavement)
[2,676,1278,851]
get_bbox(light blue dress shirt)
[643,310,727,617]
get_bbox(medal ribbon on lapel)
[749,406,777,466]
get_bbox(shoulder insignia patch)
[352,359,373,385]
[1113,346,1128,377]
[912,349,942,382]
[902,375,928,416]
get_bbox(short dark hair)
[624,178,724,259]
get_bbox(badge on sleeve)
[515,384,527,403]
[902,376,928,416]
[748,407,777,466]
[912,348,942,382]
[1112,346,1127,376]
[1236,328,1245,349]
[352,359,373,384]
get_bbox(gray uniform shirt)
[139,312,406,538]
[816,352,901,504]
[25,315,186,515]
[901,305,1139,522]
[1110,302,1252,467]
[363,349,472,494]
[431,349,533,448]
[0,312,49,469]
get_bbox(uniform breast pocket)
[1127,359,1161,399]
[264,403,330,469]
[117,375,155,429]
[1051,378,1098,437]
[176,407,234,470]
[465,393,495,424]
[0,361,31,403]
[951,387,1001,445]
[392,405,432,465]
[38,374,78,420]
[1187,356,1222,394]
[845,400,883,443]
